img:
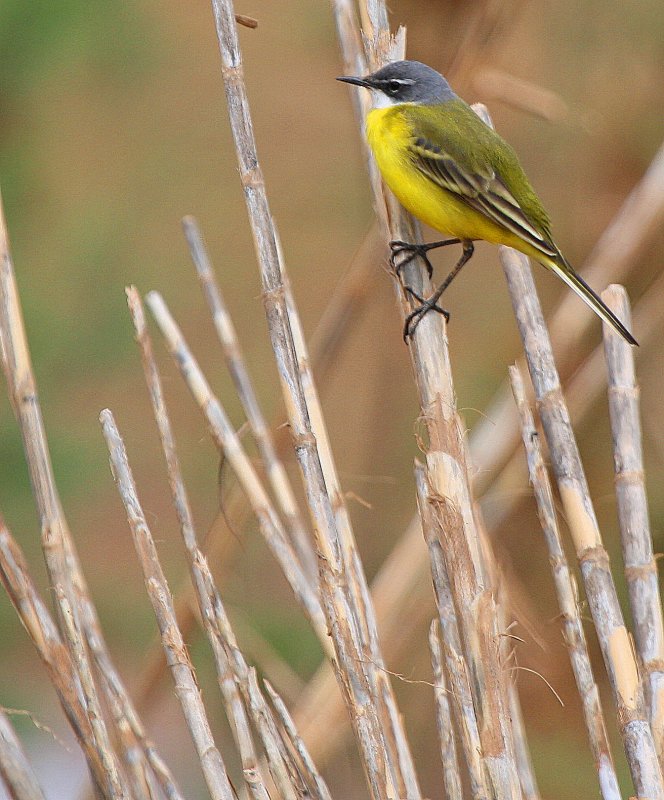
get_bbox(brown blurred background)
[1,1,663,797]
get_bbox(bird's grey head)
[337,60,456,106]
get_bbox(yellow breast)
[365,106,531,250]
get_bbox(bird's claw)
[389,240,434,279]
[403,287,450,342]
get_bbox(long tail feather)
[547,255,638,346]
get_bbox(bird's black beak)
[336,75,372,89]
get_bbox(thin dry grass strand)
[181,217,317,584]
[99,409,236,800]
[509,365,620,800]
[414,463,490,800]
[602,285,664,766]
[145,291,329,651]
[126,287,271,800]
[0,709,46,800]
[208,2,407,797]
[263,680,333,800]
[500,245,664,798]
[428,622,464,800]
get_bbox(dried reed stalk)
[477,267,664,537]
[501,244,664,799]
[279,240,421,797]
[126,286,272,800]
[182,216,317,584]
[208,0,418,796]
[472,136,664,495]
[100,409,236,800]
[509,365,620,800]
[414,465,488,800]
[602,285,664,767]
[0,194,136,797]
[0,518,116,796]
[130,284,333,800]
[132,219,380,712]
[145,291,328,649]
[428,622,464,800]
[337,2,523,795]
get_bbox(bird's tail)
[547,254,638,346]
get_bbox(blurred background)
[1,0,663,797]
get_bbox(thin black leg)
[389,238,462,279]
[403,241,475,341]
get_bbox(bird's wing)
[409,135,558,259]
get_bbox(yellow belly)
[365,106,543,259]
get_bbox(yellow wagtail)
[338,60,637,345]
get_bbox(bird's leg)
[390,237,461,279]
[403,241,475,341]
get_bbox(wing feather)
[409,137,557,258]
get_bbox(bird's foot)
[389,238,461,279]
[403,287,450,342]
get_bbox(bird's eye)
[387,80,402,93]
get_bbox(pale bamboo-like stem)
[279,246,421,798]
[477,267,664,535]
[292,515,432,765]
[145,291,328,651]
[245,670,302,800]
[509,365,620,800]
[193,543,320,800]
[129,292,335,800]
[263,680,333,800]
[131,222,380,712]
[428,622,464,800]
[501,245,663,799]
[56,588,128,799]
[127,286,270,800]
[192,536,304,799]
[0,193,132,799]
[414,463,489,800]
[99,409,236,800]
[0,519,114,796]
[602,285,664,767]
[215,9,410,797]
[182,216,316,584]
[81,596,186,800]
[0,710,46,800]
[292,261,664,769]
[338,4,521,795]
[474,499,539,800]
[208,2,401,797]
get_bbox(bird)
[337,60,637,345]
